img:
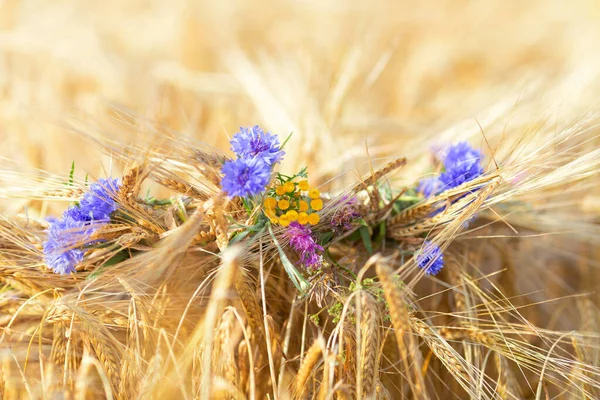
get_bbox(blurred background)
[0,0,599,206]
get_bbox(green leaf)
[104,251,131,266]
[393,195,422,214]
[229,229,251,245]
[268,223,310,294]
[241,197,253,215]
[231,219,266,232]
[359,225,373,255]
[230,225,266,245]
[296,166,308,178]
[375,220,386,247]
[357,218,369,227]
[68,161,75,186]
[170,197,188,222]
[318,231,333,246]
[346,229,361,242]
[86,251,131,280]
[325,249,357,279]
[145,198,173,206]
[327,302,343,323]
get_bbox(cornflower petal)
[43,217,89,274]
[417,176,442,197]
[43,178,121,274]
[221,157,271,198]
[439,142,483,189]
[419,142,483,197]
[230,125,285,165]
[416,241,444,276]
[72,178,120,221]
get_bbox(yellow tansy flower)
[310,198,323,210]
[278,199,290,210]
[283,181,295,193]
[308,213,320,225]
[264,197,277,208]
[298,212,309,225]
[286,210,298,221]
[299,200,309,212]
[264,208,276,219]
[298,180,309,191]
[269,217,279,224]
[275,186,286,196]
[309,189,320,199]
[279,214,291,227]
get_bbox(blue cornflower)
[221,157,272,198]
[416,241,444,275]
[417,176,442,197]
[439,142,483,189]
[230,126,285,165]
[44,177,121,274]
[43,217,88,275]
[419,142,483,197]
[68,178,120,221]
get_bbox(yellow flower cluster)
[264,180,323,227]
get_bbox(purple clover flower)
[330,195,361,233]
[43,178,121,274]
[416,241,444,276]
[221,157,271,198]
[230,126,285,166]
[284,222,323,270]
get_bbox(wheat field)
[0,1,600,399]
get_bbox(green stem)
[242,197,253,216]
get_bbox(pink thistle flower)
[284,222,323,270]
